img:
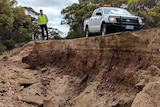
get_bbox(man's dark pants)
[40,24,49,40]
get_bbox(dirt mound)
[1,28,160,107]
[132,81,160,107]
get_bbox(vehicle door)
[94,9,103,32]
[88,9,98,33]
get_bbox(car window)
[92,9,98,17]
[97,9,102,14]
[104,8,131,16]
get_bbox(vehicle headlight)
[138,17,143,25]
[108,16,117,23]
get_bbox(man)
[38,9,49,40]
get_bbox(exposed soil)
[0,28,160,107]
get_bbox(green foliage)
[127,0,138,5]
[23,7,39,16]
[126,1,160,28]
[0,0,34,45]
[0,44,7,55]
[2,39,15,50]
[19,34,32,43]
[0,0,14,40]
[54,36,62,40]
[147,4,160,27]
[65,31,85,39]
[61,1,100,38]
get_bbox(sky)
[16,0,79,37]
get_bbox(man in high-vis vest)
[38,9,49,40]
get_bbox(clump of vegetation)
[65,31,85,39]
[2,39,15,50]
[0,44,7,55]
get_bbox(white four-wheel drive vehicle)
[83,5,144,37]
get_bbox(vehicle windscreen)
[104,8,132,16]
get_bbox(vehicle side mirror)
[96,12,102,16]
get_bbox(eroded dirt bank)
[1,28,160,107]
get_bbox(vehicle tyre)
[85,27,92,37]
[101,23,107,36]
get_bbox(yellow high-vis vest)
[38,15,47,25]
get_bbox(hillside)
[1,28,160,107]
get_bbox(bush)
[66,31,85,39]
[19,35,32,43]
[3,39,15,50]
[0,44,7,55]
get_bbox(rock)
[0,90,6,96]
[41,68,48,73]
[3,56,8,61]
[21,95,44,106]
[80,73,89,84]
[0,102,4,106]
[18,79,37,88]
[135,80,145,91]
[22,56,28,63]
[132,81,160,107]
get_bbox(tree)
[61,1,98,38]
[12,7,32,43]
[0,0,14,40]
[48,27,62,40]
[127,0,160,28]
[144,3,160,28]
[0,0,35,51]
[128,0,159,11]
[0,0,33,43]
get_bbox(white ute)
[83,5,144,37]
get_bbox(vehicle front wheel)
[85,27,92,37]
[101,23,107,36]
